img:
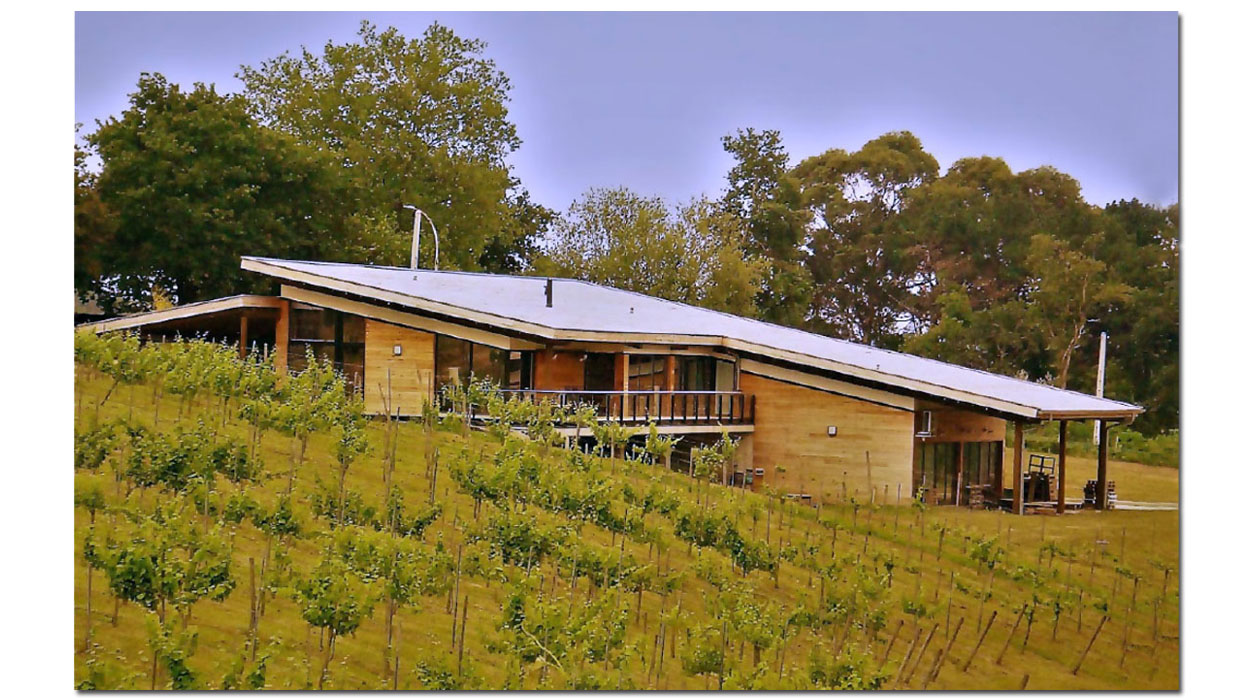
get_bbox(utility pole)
[1093,331,1107,446]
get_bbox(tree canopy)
[78,74,357,313]
[238,21,548,273]
[534,188,766,317]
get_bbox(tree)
[536,188,765,316]
[1024,234,1133,389]
[239,21,548,273]
[80,73,354,312]
[793,131,939,347]
[721,128,813,326]
[1093,200,1178,433]
[901,158,1104,330]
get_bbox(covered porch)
[913,402,1140,515]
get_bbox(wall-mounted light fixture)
[827,426,838,437]
[393,344,403,356]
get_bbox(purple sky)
[75,11,1178,211]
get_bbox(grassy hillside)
[73,353,1179,690]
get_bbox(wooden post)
[1096,421,1110,509]
[1071,615,1108,675]
[955,441,965,507]
[1056,420,1068,514]
[614,353,629,392]
[961,610,997,672]
[1012,422,1025,515]
[239,315,249,360]
[274,299,290,374]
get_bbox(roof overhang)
[240,257,1144,423]
[77,295,283,334]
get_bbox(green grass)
[73,367,1179,690]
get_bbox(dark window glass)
[628,354,664,391]
[584,353,616,391]
[340,343,365,389]
[678,357,715,391]
[506,351,533,390]
[341,314,365,344]
[476,345,510,387]
[435,335,472,390]
[291,307,336,341]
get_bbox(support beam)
[664,355,677,391]
[239,315,249,360]
[955,441,965,507]
[614,353,629,391]
[274,299,290,374]
[1012,422,1025,515]
[1096,421,1110,510]
[1056,420,1068,514]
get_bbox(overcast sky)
[75,11,1179,211]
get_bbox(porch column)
[1096,420,1110,509]
[663,355,677,390]
[1011,422,1025,515]
[614,353,629,391]
[1056,420,1068,514]
[274,299,290,374]
[955,441,965,507]
[239,315,249,360]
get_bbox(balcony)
[497,390,755,426]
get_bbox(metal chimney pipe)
[545,279,553,308]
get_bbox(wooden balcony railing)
[496,390,755,426]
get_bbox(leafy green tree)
[536,188,765,316]
[1023,233,1133,388]
[80,73,353,311]
[1085,200,1179,433]
[239,21,548,273]
[721,127,813,325]
[793,131,939,347]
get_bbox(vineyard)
[73,333,1179,690]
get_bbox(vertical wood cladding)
[916,402,1006,443]
[739,371,915,504]
[533,350,586,391]
[363,320,435,416]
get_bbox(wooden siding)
[533,350,585,391]
[739,371,915,504]
[916,402,1006,444]
[363,319,435,416]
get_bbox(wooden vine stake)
[457,595,469,678]
[1071,615,1109,675]
[996,604,1028,666]
[900,624,938,687]
[961,609,998,672]
[921,616,964,689]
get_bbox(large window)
[914,442,960,505]
[435,335,532,392]
[288,306,365,391]
[584,353,616,391]
[677,356,736,391]
[628,355,665,391]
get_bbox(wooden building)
[81,256,1143,513]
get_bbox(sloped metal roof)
[241,256,1143,421]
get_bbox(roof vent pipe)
[545,279,553,308]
